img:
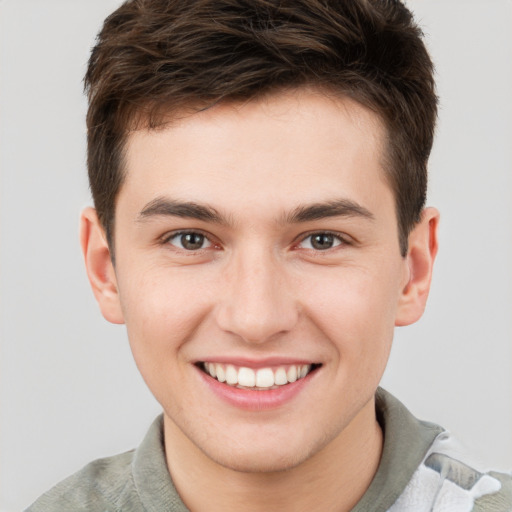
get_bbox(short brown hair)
[85,0,437,256]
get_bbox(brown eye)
[168,232,212,251]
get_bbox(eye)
[298,232,345,251]
[167,231,213,251]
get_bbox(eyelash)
[295,231,350,251]
[162,230,350,253]
[162,230,216,251]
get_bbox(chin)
[210,449,309,474]
[199,431,327,474]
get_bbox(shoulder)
[24,449,140,512]
[371,389,512,512]
[24,415,176,512]
[389,430,512,511]
[474,470,512,512]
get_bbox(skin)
[81,88,439,511]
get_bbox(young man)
[26,0,511,511]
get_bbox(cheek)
[119,263,212,330]
[299,266,401,360]
[116,269,209,410]
[116,266,214,375]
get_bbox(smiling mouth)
[199,362,321,390]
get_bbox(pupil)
[312,234,333,250]
[181,233,204,250]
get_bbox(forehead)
[121,89,391,216]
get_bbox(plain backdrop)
[1,1,511,510]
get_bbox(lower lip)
[196,367,316,411]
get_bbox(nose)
[215,248,299,344]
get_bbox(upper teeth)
[203,363,312,389]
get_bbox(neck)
[164,398,383,512]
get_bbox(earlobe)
[395,207,440,327]
[80,207,125,324]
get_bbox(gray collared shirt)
[25,389,512,511]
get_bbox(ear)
[395,207,440,327]
[80,207,125,324]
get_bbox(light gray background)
[1,1,511,510]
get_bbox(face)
[84,89,435,473]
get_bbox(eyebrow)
[137,196,374,225]
[285,199,375,223]
[138,197,227,224]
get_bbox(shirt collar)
[131,388,443,511]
